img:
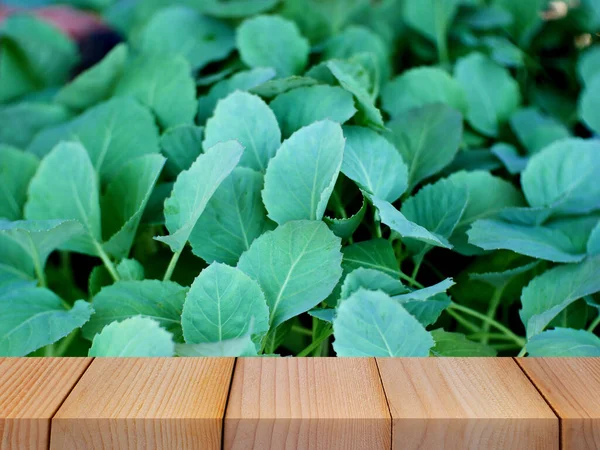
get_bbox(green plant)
[1,0,599,357]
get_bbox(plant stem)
[163,250,182,282]
[446,308,480,333]
[448,302,526,347]
[411,258,423,282]
[587,313,600,333]
[468,332,515,342]
[291,325,312,336]
[481,287,504,345]
[517,346,527,357]
[93,240,119,282]
[28,237,47,287]
[398,271,425,289]
[298,328,333,357]
[55,330,78,356]
[43,344,55,357]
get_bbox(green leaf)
[394,278,455,302]
[270,85,356,138]
[588,222,600,255]
[455,52,521,137]
[492,0,546,45]
[342,126,408,202]
[385,104,463,191]
[401,177,468,259]
[204,91,281,172]
[521,139,600,215]
[382,67,468,118]
[182,263,269,345]
[88,316,175,357]
[250,75,319,98]
[0,39,39,103]
[0,286,92,356]
[101,154,166,259]
[403,0,460,45]
[520,255,600,337]
[262,120,344,224]
[84,280,188,342]
[0,146,38,220]
[176,334,258,356]
[372,196,452,249]
[509,108,570,154]
[526,328,600,357]
[160,125,204,178]
[341,238,400,278]
[198,0,280,18]
[137,6,235,71]
[0,103,71,149]
[116,259,145,281]
[430,330,497,356]
[401,293,452,327]
[578,45,600,86]
[0,219,83,280]
[114,53,196,129]
[237,220,343,328]
[470,260,540,289]
[236,15,309,76]
[340,267,407,300]
[324,194,367,239]
[468,219,587,263]
[333,289,434,356]
[156,140,244,253]
[579,74,600,135]
[25,142,102,256]
[28,97,160,183]
[198,67,276,123]
[491,143,529,174]
[189,167,272,266]
[54,44,128,111]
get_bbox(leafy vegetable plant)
[1,0,600,357]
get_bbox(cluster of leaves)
[1,0,600,358]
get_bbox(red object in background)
[0,5,107,41]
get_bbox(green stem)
[298,329,333,357]
[291,325,313,337]
[28,237,47,287]
[449,302,526,347]
[163,250,182,282]
[55,330,79,356]
[517,346,527,357]
[93,240,119,282]
[446,308,480,333]
[411,258,423,282]
[481,287,505,345]
[468,332,515,342]
[398,271,425,289]
[587,313,600,333]
[434,4,450,66]
[43,344,55,357]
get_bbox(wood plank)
[377,358,558,450]
[517,357,600,450]
[224,357,391,450]
[0,358,91,450]
[50,358,234,450]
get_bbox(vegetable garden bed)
[1,0,600,359]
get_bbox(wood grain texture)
[224,357,391,450]
[377,358,558,450]
[50,358,234,450]
[517,357,600,450]
[0,358,91,450]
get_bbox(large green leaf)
[262,120,344,224]
[385,104,463,191]
[25,142,102,256]
[521,139,600,215]
[342,126,408,202]
[137,6,235,71]
[526,328,600,356]
[0,286,92,356]
[204,91,281,172]
[182,263,269,345]
[509,108,570,154]
[0,146,38,220]
[28,97,160,183]
[340,267,408,300]
[54,44,128,111]
[88,317,175,357]
[190,168,271,266]
[401,177,468,260]
[579,74,600,135]
[455,52,521,137]
[160,125,204,178]
[270,85,356,138]
[0,103,71,149]
[84,279,187,341]
[333,289,434,356]
[156,140,244,253]
[114,53,196,129]
[382,67,468,118]
[101,154,166,259]
[237,220,343,328]
[493,0,546,45]
[341,239,400,278]
[403,0,460,45]
[237,15,309,76]
[520,255,600,337]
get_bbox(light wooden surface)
[376,358,558,450]
[50,358,235,450]
[517,358,600,450]
[224,358,391,450]
[0,358,91,450]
